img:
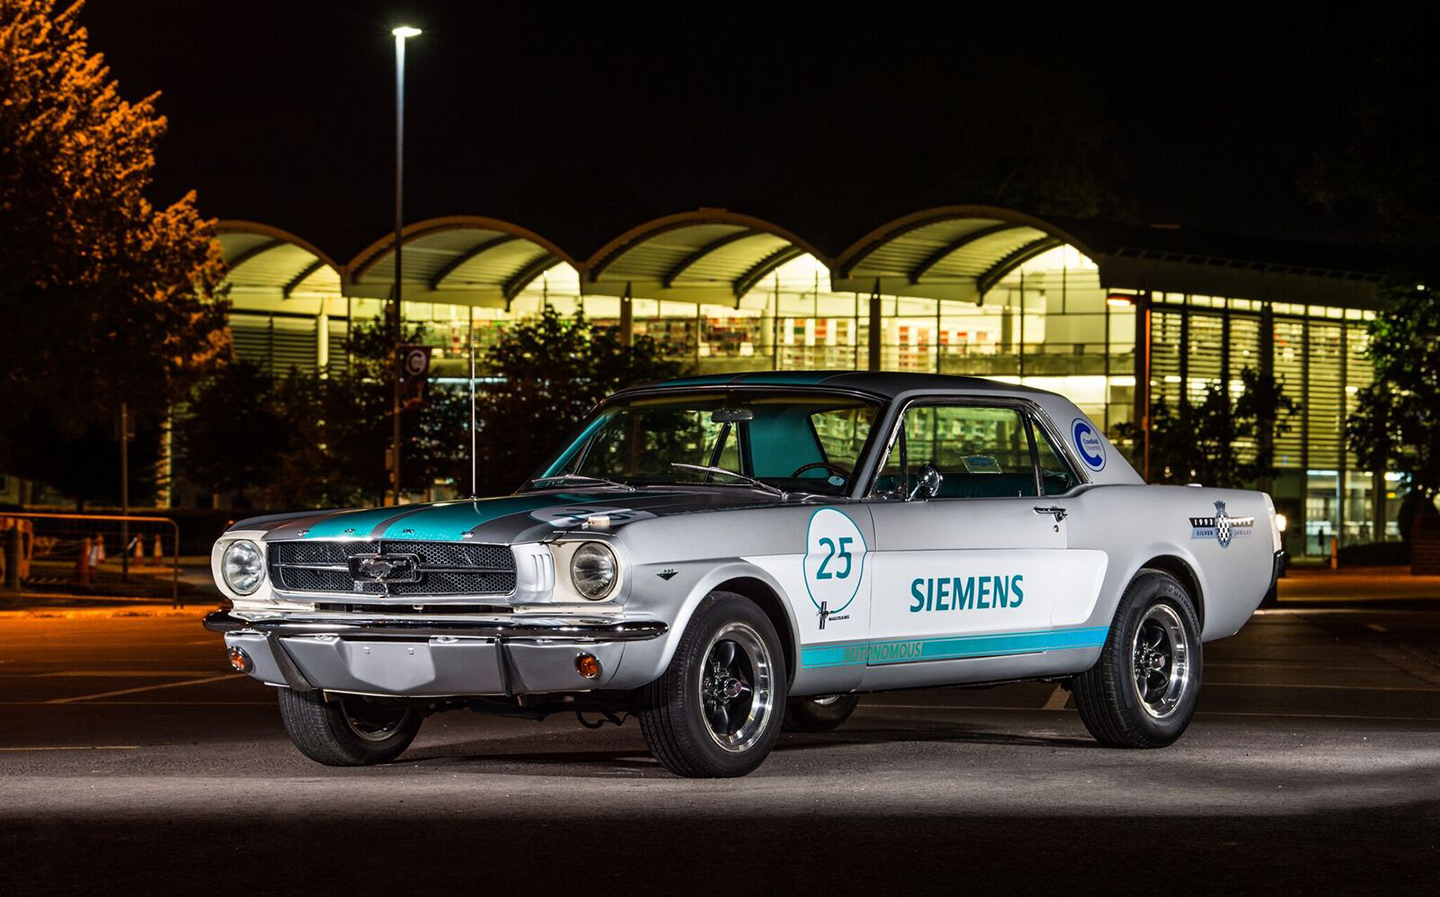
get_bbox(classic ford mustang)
[204,372,1282,776]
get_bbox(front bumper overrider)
[204,610,667,698]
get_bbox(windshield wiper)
[668,463,788,499]
[525,473,636,492]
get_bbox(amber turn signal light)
[227,646,253,673]
[575,652,602,680]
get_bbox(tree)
[173,361,290,507]
[1347,282,1440,522]
[469,306,685,497]
[0,1,226,501]
[1122,367,1298,488]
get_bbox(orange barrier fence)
[0,513,182,606]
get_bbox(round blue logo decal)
[1071,417,1107,471]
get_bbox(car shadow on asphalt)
[396,722,1097,776]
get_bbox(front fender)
[610,559,801,690]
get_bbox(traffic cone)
[74,537,92,585]
[134,536,145,560]
[93,534,105,565]
[153,533,163,560]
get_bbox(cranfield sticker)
[1189,500,1255,548]
[802,508,867,629]
[1071,417,1107,471]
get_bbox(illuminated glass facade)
[216,213,1388,557]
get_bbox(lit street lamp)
[390,25,421,505]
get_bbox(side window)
[1031,421,1082,495]
[875,404,1038,499]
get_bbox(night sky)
[80,2,1382,262]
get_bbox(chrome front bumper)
[204,610,667,698]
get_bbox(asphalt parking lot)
[2,605,1438,895]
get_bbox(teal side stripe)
[377,493,598,541]
[802,627,1108,669]
[302,506,411,539]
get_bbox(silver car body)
[208,373,1282,701]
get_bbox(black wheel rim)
[697,622,775,753]
[1131,603,1191,719]
[341,699,411,742]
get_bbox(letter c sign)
[1072,417,1107,472]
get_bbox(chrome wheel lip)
[697,621,775,754]
[1131,603,1191,720]
[341,700,411,743]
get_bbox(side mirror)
[908,463,943,501]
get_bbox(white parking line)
[857,704,1440,723]
[1205,681,1439,692]
[45,674,235,704]
[0,745,138,752]
[1366,623,1389,633]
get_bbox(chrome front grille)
[269,540,517,597]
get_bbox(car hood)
[230,487,798,545]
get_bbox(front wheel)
[277,688,423,766]
[638,591,788,777]
[1072,569,1202,748]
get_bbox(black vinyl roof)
[627,370,1050,400]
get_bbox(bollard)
[3,526,20,591]
[75,536,92,585]
[1330,536,1339,570]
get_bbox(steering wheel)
[790,461,852,480]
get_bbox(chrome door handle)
[1033,506,1068,523]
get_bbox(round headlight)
[570,542,617,600]
[221,539,265,596]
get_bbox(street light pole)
[391,25,421,506]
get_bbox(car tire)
[783,694,860,733]
[638,591,788,777]
[1072,568,1202,749]
[277,688,422,766]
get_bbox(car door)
[860,397,1108,688]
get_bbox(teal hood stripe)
[301,506,414,540]
[376,493,602,541]
[802,627,1108,668]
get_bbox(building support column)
[868,280,882,372]
[1299,315,1311,554]
[1372,469,1387,542]
[1337,323,1349,548]
[317,309,329,376]
[619,282,633,348]
[1133,292,1152,480]
[1257,303,1275,495]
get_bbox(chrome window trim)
[859,394,1092,502]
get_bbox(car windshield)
[532,391,882,496]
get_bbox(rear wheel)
[638,591,787,777]
[783,694,860,732]
[277,688,422,766]
[1072,569,1202,748]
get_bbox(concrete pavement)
[2,607,1438,895]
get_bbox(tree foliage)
[470,306,685,497]
[173,361,289,505]
[1120,367,1298,488]
[0,0,226,501]
[1347,282,1440,502]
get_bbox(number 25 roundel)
[803,508,868,615]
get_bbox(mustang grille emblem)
[348,553,422,586]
